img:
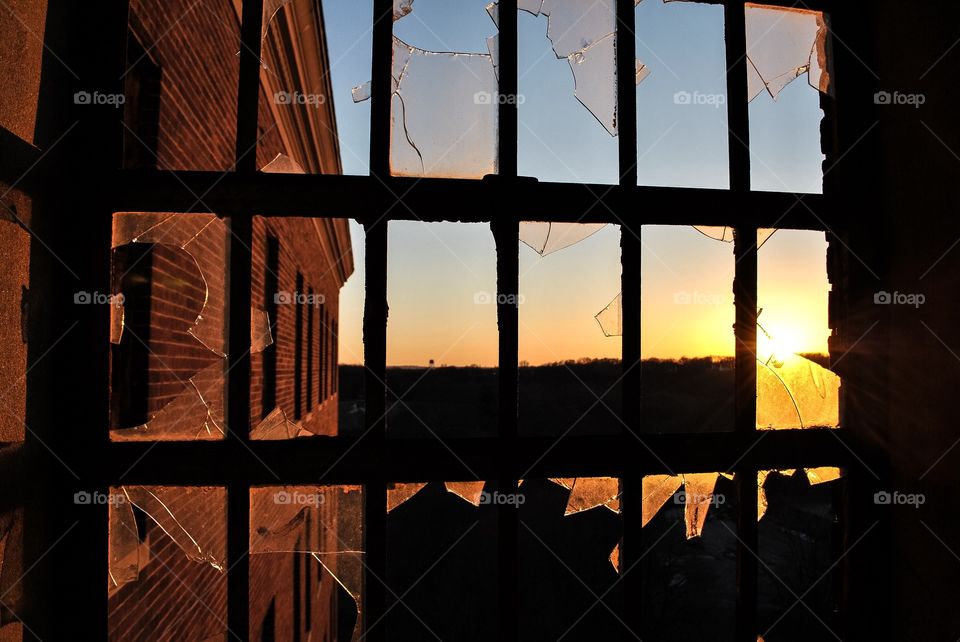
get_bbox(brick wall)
[106,0,353,639]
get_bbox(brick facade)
[105,0,353,640]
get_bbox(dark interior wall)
[835,2,960,639]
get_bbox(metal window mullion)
[363,1,393,639]
[494,3,519,640]
[227,0,264,638]
[615,0,643,636]
[725,2,759,641]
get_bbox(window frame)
[3,0,861,640]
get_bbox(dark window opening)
[306,287,314,414]
[262,235,279,419]
[294,272,304,420]
[122,27,162,169]
[109,243,152,428]
[260,599,276,642]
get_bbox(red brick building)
[104,0,354,640]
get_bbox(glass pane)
[388,0,499,178]
[250,216,360,439]
[641,473,736,641]
[746,5,832,193]
[258,0,353,174]
[635,0,729,189]
[641,225,735,433]
[518,0,619,184]
[386,222,498,437]
[758,469,841,639]
[122,0,241,170]
[386,480,498,640]
[519,223,622,435]
[109,213,228,441]
[107,486,227,641]
[250,485,364,641]
[327,0,374,176]
[756,229,839,430]
[519,478,625,639]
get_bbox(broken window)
[122,1,241,171]
[386,480,498,639]
[386,222,499,437]
[746,4,832,193]
[107,486,227,641]
[756,230,839,429]
[250,485,364,641]
[516,0,619,184]
[249,215,358,439]
[362,0,501,178]
[258,0,343,174]
[634,0,730,189]
[519,223,622,435]
[518,478,624,639]
[758,469,841,639]
[109,212,228,441]
[641,472,736,641]
[639,225,735,432]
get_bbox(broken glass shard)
[387,482,428,512]
[635,59,650,85]
[757,352,840,429]
[250,308,273,354]
[520,221,607,256]
[565,477,621,516]
[250,405,318,440]
[595,292,622,337]
[486,1,499,28]
[445,481,486,506]
[568,33,618,135]
[394,0,414,21]
[805,466,841,486]
[520,0,544,16]
[351,81,372,103]
[642,474,683,527]
[745,4,832,101]
[682,473,719,539]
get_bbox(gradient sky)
[321,0,830,365]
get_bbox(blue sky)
[320,0,829,365]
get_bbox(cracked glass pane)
[386,481,498,640]
[109,213,227,441]
[757,230,838,429]
[519,0,618,183]
[385,0,499,178]
[641,473,736,641]
[0,0,47,145]
[746,5,831,193]
[758,470,840,639]
[258,0,348,174]
[519,479,625,639]
[0,185,29,442]
[640,225,735,433]
[250,485,364,641]
[386,222,498,437]
[251,215,360,439]
[635,0,729,188]
[122,1,240,170]
[107,486,226,641]
[519,224,622,435]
